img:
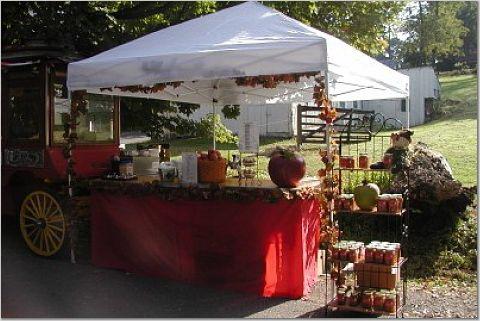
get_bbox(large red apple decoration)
[268,148,306,188]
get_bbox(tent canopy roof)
[67,1,409,104]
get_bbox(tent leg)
[406,97,410,129]
[212,101,216,150]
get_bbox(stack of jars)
[332,241,365,263]
[376,194,404,213]
[334,194,355,211]
[339,156,355,168]
[336,287,397,313]
[364,241,401,266]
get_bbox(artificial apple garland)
[314,75,341,247]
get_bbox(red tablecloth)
[91,193,320,298]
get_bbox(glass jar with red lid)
[359,154,370,169]
[374,291,385,310]
[365,245,375,263]
[374,247,385,264]
[384,246,398,266]
[339,156,349,168]
[339,244,348,261]
[383,293,396,313]
[348,245,359,263]
[377,195,389,212]
[361,290,374,308]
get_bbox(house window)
[353,101,358,109]
[401,99,407,112]
[340,101,345,108]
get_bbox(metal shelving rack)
[324,137,410,318]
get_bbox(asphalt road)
[2,215,364,318]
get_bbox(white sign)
[181,152,198,184]
[238,121,259,152]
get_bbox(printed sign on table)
[238,121,259,152]
[181,152,198,184]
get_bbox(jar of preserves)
[348,291,360,306]
[377,195,389,212]
[383,293,396,313]
[365,245,375,263]
[374,247,385,264]
[361,290,374,308]
[348,245,359,263]
[337,288,347,305]
[359,154,370,169]
[394,194,404,212]
[374,291,385,310]
[339,156,349,168]
[384,247,398,266]
[339,244,348,261]
[347,156,355,169]
[388,195,400,213]
[357,242,365,261]
[342,194,355,211]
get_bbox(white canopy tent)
[67,1,410,129]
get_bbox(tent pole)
[212,99,216,150]
[406,96,410,129]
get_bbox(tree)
[398,1,468,69]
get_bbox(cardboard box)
[354,262,400,290]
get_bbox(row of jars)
[337,286,397,313]
[377,194,403,213]
[339,154,370,169]
[331,241,365,263]
[334,194,404,213]
[334,194,355,211]
[365,241,401,266]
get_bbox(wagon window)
[6,86,42,141]
[53,92,115,144]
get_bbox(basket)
[198,158,227,183]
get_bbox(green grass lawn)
[440,74,477,104]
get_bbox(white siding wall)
[191,103,294,137]
[360,66,440,127]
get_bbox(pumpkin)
[268,149,306,188]
[354,181,380,211]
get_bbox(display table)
[90,177,321,299]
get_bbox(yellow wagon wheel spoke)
[45,227,61,244]
[20,191,65,257]
[47,224,64,233]
[25,203,40,218]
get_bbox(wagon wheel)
[19,190,66,256]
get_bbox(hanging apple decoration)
[268,148,306,188]
[353,180,380,211]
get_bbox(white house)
[335,66,441,127]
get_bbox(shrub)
[196,114,238,144]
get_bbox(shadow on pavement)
[1,215,302,318]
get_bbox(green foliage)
[197,114,238,144]
[265,1,404,55]
[221,105,240,120]
[341,171,393,194]
[398,1,469,68]
[2,1,405,59]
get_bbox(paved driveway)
[3,215,356,318]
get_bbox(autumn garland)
[89,179,321,202]
[98,71,319,94]
[313,75,341,247]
